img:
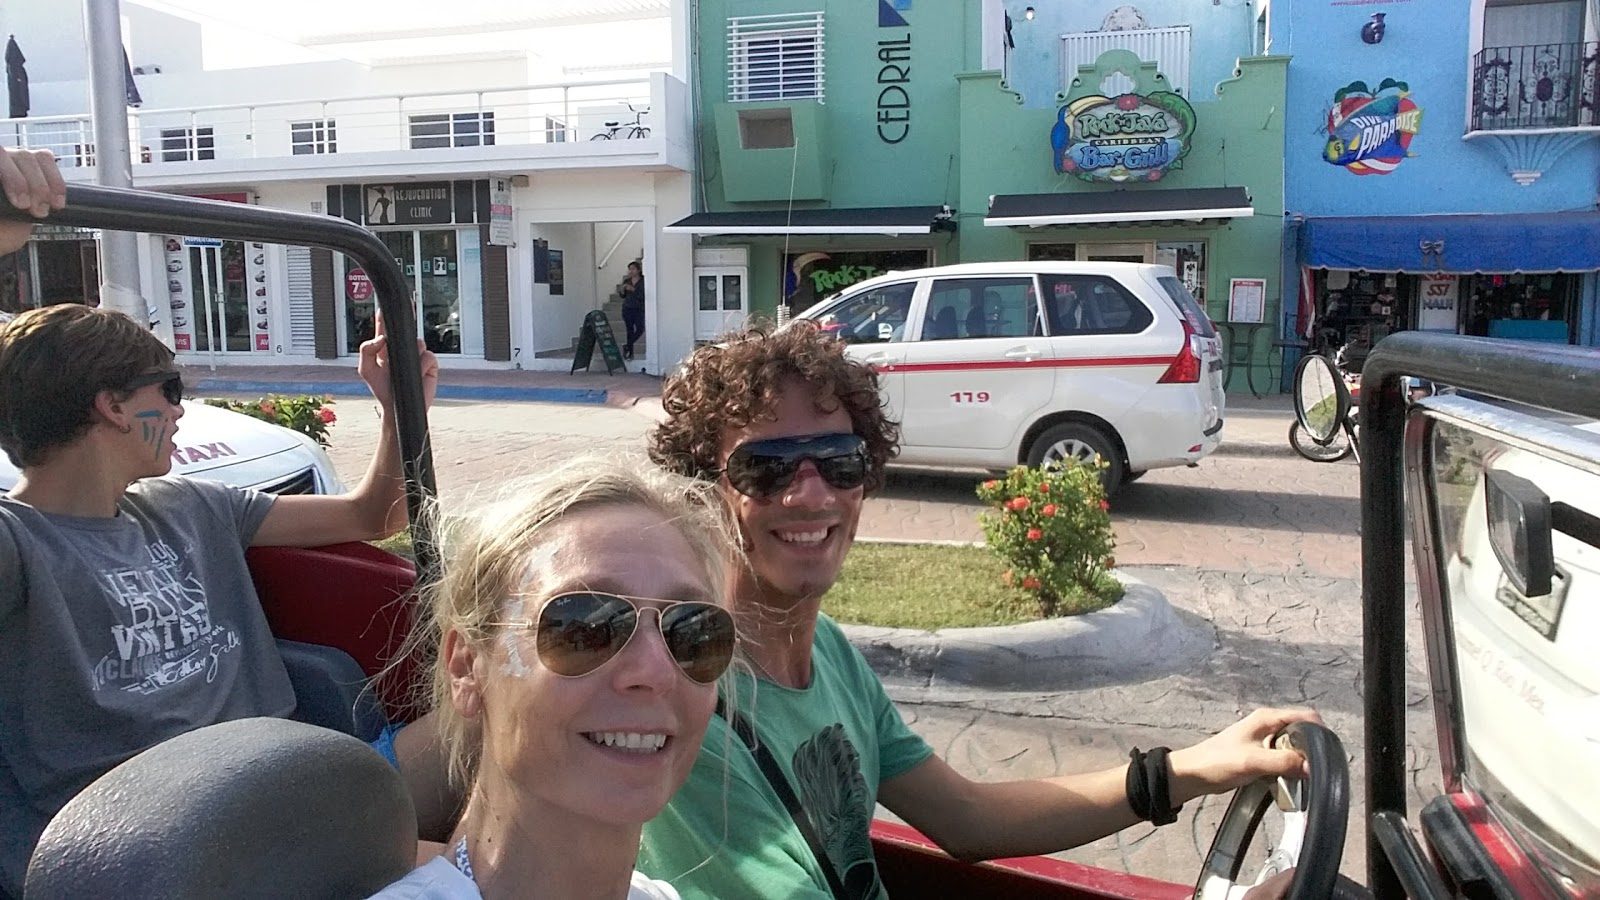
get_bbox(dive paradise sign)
[1050,91,1197,183]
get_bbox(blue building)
[1275,0,1600,356]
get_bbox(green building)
[666,0,1287,385]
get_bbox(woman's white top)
[367,856,682,900]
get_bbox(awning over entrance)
[1300,212,1600,273]
[983,187,1254,227]
[664,206,952,236]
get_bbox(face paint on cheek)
[134,411,166,461]
[500,543,559,678]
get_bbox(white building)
[0,0,712,375]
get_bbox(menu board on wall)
[246,242,271,351]
[1227,278,1267,324]
[162,236,193,351]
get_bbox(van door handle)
[1004,346,1042,362]
[861,351,894,368]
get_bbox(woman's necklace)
[451,836,475,882]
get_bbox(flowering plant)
[203,394,338,447]
[976,459,1122,617]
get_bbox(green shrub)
[976,461,1123,617]
[204,394,338,446]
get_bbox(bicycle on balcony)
[591,103,651,140]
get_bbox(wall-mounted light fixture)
[1024,6,1035,20]
[1361,13,1386,44]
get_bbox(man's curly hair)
[649,319,900,492]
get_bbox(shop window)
[924,277,1038,339]
[1464,273,1576,343]
[160,127,215,162]
[728,13,825,102]
[291,120,337,155]
[1156,240,1207,306]
[1040,274,1154,336]
[409,112,497,149]
[1027,243,1076,261]
[811,282,916,344]
[783,249,930,313]
[544,116,569,143]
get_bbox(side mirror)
[1484,468,1555,598]
[1293,353,1351,445]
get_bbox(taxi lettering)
[172,442,238,466]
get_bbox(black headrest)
[25,718,417,900]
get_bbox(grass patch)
[823,543,1118,630]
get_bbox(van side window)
[922,277,1036,340]
[813,282,916,344]
[1040,275,1154,336]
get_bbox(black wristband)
[1144,746,1180,826]
[1125,748,1152,821]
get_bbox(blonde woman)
[371,459,740,900]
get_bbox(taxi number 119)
[950,391,991,405]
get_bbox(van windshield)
[1156,275,1217,338]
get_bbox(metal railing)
[1470,41,1600,131]
[0,77,661,169]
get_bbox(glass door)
[370,230,461,355]
[188,242,252,355]
[695,267,746,341]
[189,245,220,354]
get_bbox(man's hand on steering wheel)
[1169,708,1323,804]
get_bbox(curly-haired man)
[635,319,1319,899]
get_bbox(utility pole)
[83,0,145,322]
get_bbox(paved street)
[296,393,1426,887]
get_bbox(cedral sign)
[1049,92,1197,183]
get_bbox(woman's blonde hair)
[416,455,742,788]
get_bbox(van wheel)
[1026,423,1125,495]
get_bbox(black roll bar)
[0,183,440,582]
[1360,332,1600,900]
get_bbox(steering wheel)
[1195,721,1351,900]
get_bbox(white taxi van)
[0,400,345,496]
[792,261,1226,492]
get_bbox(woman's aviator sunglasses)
[123,370,184,406]
[722,432,869,498]
[497,591,736,684]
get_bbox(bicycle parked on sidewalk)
[1290,348,1361,463]
[590,103,650,140]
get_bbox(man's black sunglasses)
[722,432,870,498]
[122,370,184,406]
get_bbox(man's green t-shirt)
[638,613,934,899]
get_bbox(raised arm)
[252,315,438,547]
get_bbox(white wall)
[527,221,597,355]
[649,170,695,376]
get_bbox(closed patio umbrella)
[122,46,141,107]
[6,35,28,118]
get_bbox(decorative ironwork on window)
[727,12,825,102]
[1471,42,1600,131]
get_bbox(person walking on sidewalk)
[620,260,645,361]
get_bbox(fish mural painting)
[1324,79,1423,175]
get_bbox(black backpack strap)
[715,697,850,900]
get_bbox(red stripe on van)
[873,355,1176,374]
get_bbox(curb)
[839,573,1211,690]
[1213,439,1297,459]
[192,379,610,406]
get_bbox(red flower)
[1041,504,1057,517]
[1022,576,1041,590]
[982,480,999,490]
[1099,500,1110,512]
[258,401,276,417]
[1010,497,1031,511]
[1116,94,1140,110]
[1027,528,1043,541]
[1038,483,1050,493]
[318,407,337,424]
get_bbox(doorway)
[189,241,254,353]
[375,229,466,355]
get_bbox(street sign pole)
[83,0,146,323]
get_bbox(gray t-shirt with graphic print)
[0,476,292,895]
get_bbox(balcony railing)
[0,77,667,169]
[1471,42,1600,131]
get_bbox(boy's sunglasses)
[722,432,870,499]
[122,370,184,406]
[497,591,736,684]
